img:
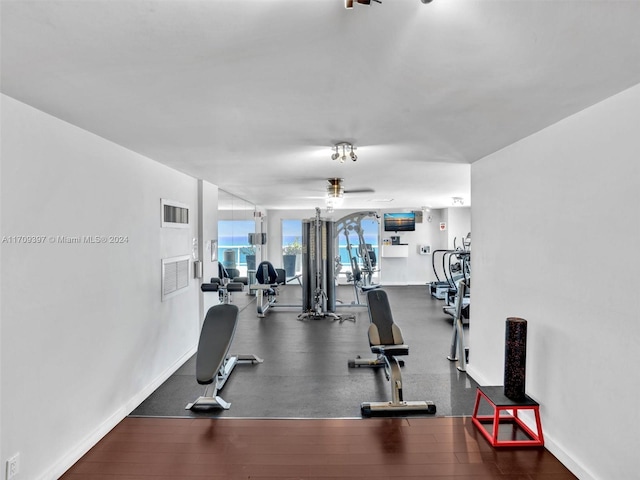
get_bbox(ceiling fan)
[327,177,374,198]
[345,0,381,8]
[293,178,374,206]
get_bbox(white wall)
[445,207,471,250]
[469,84,640,480]
[379,209,448,285]
[197,180,220,320]
[0,95,4,479]
[0,96,202,480]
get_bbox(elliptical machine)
[334,211,381,304]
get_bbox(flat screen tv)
[384,212,416,232]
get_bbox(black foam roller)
[504,317,527,400]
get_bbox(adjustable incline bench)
[186,304,263,410]
[349,289,436,416]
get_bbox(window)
[218,220,255,275]
[282,219,303,277]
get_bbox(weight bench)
[186,304,263,410]
[350,289,436,416]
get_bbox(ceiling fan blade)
[344,188,375,194]
[295,195,327,200]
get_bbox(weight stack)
[504,317,527,400]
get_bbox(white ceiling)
[3,0,640,211]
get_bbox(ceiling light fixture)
[326,178,345,208]
[326,196,343,209]
[331,142,357,163]
[452,197,464,206]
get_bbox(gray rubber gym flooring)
[130,285,478,419]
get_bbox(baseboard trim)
[543,435,596,480]
[464,364,594,480]
[463,364,490,386]
[43,345,197,480]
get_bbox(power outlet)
[6,453,19,480]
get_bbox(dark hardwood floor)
[60,416,577,479]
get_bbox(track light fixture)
[331,142,357,163]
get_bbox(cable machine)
[299,208,354,321]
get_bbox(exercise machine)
[252,260,301,318]
[299,208,354,322]
[453,232,471,251]
[335,211,381,305]
[201,278,245,304]
[429,233,471,303]
[349,289,436,416]
[447,278,469,372]
[186,304,263,410]
[218,262,249,285]
[442,250,470,322]
[199,263,248,304]
[429,249,464,300]
[254,260,286,317]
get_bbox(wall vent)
[162,255,190,301]
[161,199,189,228]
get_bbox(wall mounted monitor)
[383,212,416,232]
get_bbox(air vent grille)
[161,199,189,228]
[162,255,190,301]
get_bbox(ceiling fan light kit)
[331,142,357,163]
[324,177,375,209]
[327,178,345,199]
[326,178,345,208]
